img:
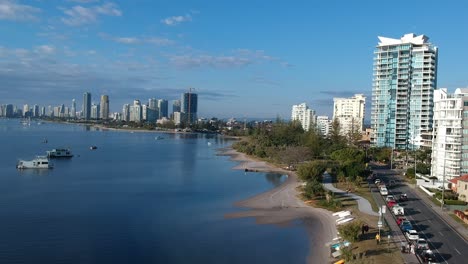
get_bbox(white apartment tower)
[291,103,316,132]
[333,94,366,136]
[371,33,438,150]
[316,116,331,136]
[431,88,468,183]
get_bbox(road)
[373,167,468,263]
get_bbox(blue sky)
[1,0,468,119]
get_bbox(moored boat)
[17,156,53,169]
[47,148,73,158]
[90,146,97,150]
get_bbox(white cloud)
[0,0,40,21]
[102,34,174,46]
[168,49,281,69]
[161,14,191,26]
[34,45,56,55]
[68,0,100,3]
[61,2,121,26]
[115,37,139,44]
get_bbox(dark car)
[418,249,439,264]
[399,193,408,202]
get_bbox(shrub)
[444,200,467,205]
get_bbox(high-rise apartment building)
[71,99,76,118]
[371,33,438,150]
[100,95,109,119]
[130,100,142,122]
[181,92,198,125]
[157,99,168,119]
[91,104,100,119]
[431,88,468,183]
[122,104,130,122]
[333,94,366,136]
[316,116,331,136]
[83,92,91,120]
[291,103,316,132]
[33,105,39,117]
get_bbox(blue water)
[0,119,309,264]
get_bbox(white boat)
[336,217,354,225]
[17,156,53,169]
[155,136,164,140]
[47,148,73,158]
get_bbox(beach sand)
[221,148,338,264]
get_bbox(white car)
[380,187,388,196]
[406,230,419,241]
[416,238,429,250]
[375,179,381,185]
[386,195,395,202]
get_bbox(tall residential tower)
[83,92,91,120]
[371,33,438,150]
[333,94,366,136]
[291,103,316,132]
[100,95,109,120]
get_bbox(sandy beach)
[221,148,338,264]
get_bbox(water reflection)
[265,173,287,187]
[17,169,51,177]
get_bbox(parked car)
[393,205,404,215]
[388,179,396,187]
[405,229,419,241]
[387,200,398,208]
[375,179,381,185]
[385,195,395,202]
[396,216,407,226]
[418,249,439,264]
[401,221,413,232]
[416,238,429,250]
[380,187,389,196]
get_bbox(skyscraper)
[181,92,198,125]
[157,99,168,119]
[172,100,181,113]
[130,99,142,122]
[371,33,438,149]
[100,95,109,119]
[83,92,91,120]
[71,99,76,118]
[333,94,366,136]
[122,104,130,122]
[291,103,316,131]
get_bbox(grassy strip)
[449,213,468,228]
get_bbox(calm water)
[0,119,309,264]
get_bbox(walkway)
[322,172,380,216]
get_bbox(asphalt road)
[373,167,467,264]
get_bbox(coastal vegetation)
[232,120,377,199]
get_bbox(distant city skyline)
[1,1,468,118]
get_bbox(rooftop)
[378,33,429,47]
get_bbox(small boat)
[155,136,164,140]
[47,148,73,158]
[207,142,212,146]
[17,156,53,169]
[90,146,97,150]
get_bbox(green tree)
[337,221,363,242]
[297,160,327,182]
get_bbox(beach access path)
[322,172,380,217]
[221,148,338,264]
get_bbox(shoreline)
[220,147,338,264]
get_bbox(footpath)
[323,172,379,216]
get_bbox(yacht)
[47,148,73,158]
[17,156,53,169]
